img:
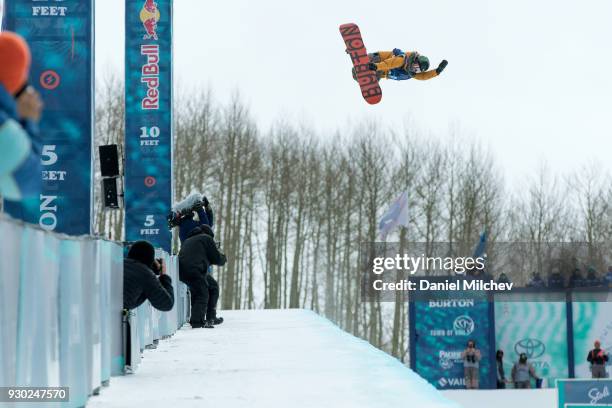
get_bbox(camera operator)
[123,240,174,312]
[179,225,226,328]
[461,339,481,389]
[178,195,214,244]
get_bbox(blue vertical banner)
[410,298,495,389]
[125,0,172,252]
[2,0,94,235]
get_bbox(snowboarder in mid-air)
[353,48,448,82]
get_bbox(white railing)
[0,214,189,407]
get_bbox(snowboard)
[339,23,382,105]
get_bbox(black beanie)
[128,241,155,267]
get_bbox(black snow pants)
[187,273,219,324]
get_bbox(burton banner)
[2,0,94,235]
[495,300,569,388]
[410,298,495,389]
[125,0,172,252]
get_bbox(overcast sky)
[5,0,612,186]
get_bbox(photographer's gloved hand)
[152,258,166,275]
[202,195,209,207]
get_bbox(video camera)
[167,192,209,229]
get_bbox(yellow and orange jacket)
[373,51,438,80]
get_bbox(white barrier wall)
[0,215,189,407]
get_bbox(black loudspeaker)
[102,178,119,208]
[99,144,120,177]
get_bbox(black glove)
[436,60,448,75]
[368,62,377,71]
[202,195,209,207]
[151,258,163,275]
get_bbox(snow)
[89,309,461,408]
[442,389,557,408]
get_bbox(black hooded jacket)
[123,258,174,311]
[178,226,227,282]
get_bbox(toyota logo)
[514,338,546,359]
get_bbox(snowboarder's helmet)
[417,55,430,72]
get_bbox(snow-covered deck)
[89,309,460,408]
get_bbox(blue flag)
[473,230,487,258]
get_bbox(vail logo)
[437,377,464,388]
[589,386,610,404]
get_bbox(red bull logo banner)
[2,0,94,235]
[125,0,173,251]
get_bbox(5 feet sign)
[125,0,173,251]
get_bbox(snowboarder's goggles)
[411,62,423,73]
[406,53,423,73]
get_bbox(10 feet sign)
[2,0,94,234]
[125,0,173,252]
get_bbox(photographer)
[178,195,214,244]
[123,240,174,312]
[179,225,226,328]
[461,339,481,389]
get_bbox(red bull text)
[141,45,160,110]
